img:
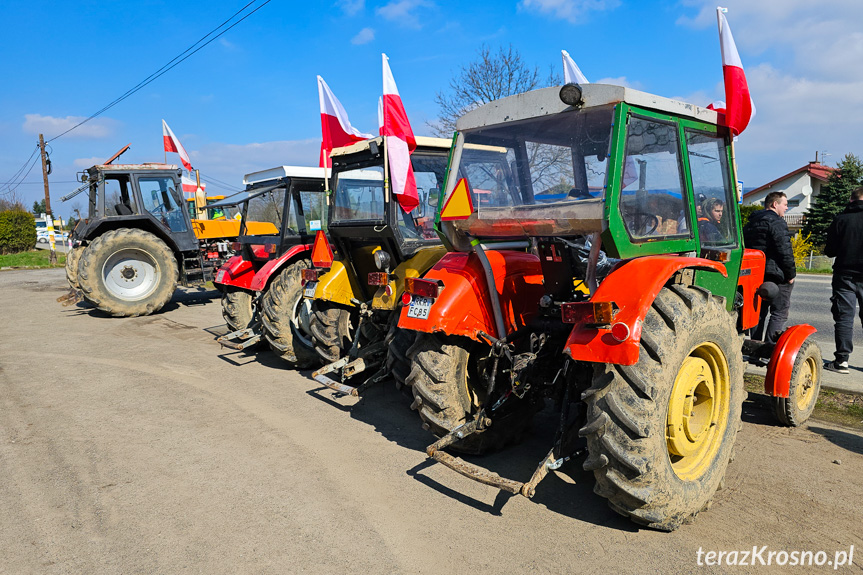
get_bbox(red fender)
[564,256,728,366]
[738,249,766,331]
[397,250,545,342]
[249,243,312,292]
[765,324,818,398]
[215,255,257,290]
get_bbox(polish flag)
[713,7,753,135]
[162,119,193,172]
[381,54,418,213]
[561,50,588,84]
[181,174,206,195]
[318,76,373,168]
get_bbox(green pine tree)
[32,199,46,216]
[803,153,863,246]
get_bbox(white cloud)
[594,76,642,90]
[219,37,236,51]
[519,0,620,24]
[351,27,375,45]
[23,114,117,139]
[376,0,434,28]
[336,0,364,16]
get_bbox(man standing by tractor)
[744,191,796,344]
[823,186,863,374]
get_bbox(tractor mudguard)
[215,255,256,290]
[249,243,311,292]
[738,248,766,331]
[398,250,545,342]
[372,246,447,310]
[564,256,728,366]
[765,324,817,398]
[313,259,365,308]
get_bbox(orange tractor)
[396,83,822,530]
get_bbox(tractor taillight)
[561,301,615,325]
[401,292,412,305]
[266,243,278,254]
[368,272,389,286]
[610,322,631,342]
[301,269,319,283]
[405,277,441,299]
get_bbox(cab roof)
[330,135,451,158]
[90,163,179,172]
[244,165,328,186]
[456,84,720,131]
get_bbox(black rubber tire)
[65,245,84,289]
[222,288,254,332]
[260,259,319,367]
[579,284,744,531]
[407,332,538,455]
[77,228,177,317]
[386,324,416,391]
[310,301,354,364]
[773,338,822,426]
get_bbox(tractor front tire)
[65,245,85,289]
[260,259,319,367]
[407,333,537,455]
[310,302,354,364]
[580,284,744,531]
[77,228,177,317]
[222,288,254,332]
[773,338,822,426]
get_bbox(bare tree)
[430,45,551,137]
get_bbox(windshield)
[245,188,286,232]
[332,166,385,222]
[442,106,614,238]
[397,152,448,241]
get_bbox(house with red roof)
[742,160,835,229]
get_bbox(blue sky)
[3,0,862,218]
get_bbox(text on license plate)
[407,295,432,319]
[304,281,317,298]
[215,270,226,283]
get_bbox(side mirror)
[428,188,439,207]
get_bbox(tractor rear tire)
[310,302,354,364]
[222,288,254,332]
[773,338,822,426]
[77,228,177,317]
[65,245,84,289]
[260,259,319,368]
[386,324,416,391]
[407,332,538,455]
[579,284,744,531]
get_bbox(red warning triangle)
[440,177,474,221]
[311,230,334,268]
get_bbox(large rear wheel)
[407,333,538,455]
[65,245,84,289]
[222,288,254,332]
[260,259,319,367]
[310,301,355,364]
[580,284,744,531]
[77,228,177,317]
[773,338,821,426]
[386,324,415,391]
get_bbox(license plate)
[407,295,432,319]
[215,269,226,283]
[304,281,317,298]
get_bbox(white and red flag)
[712,7,753,135]
[162,119,193,172]
[181,174,206,195]
[380,54,418,213]
[561,50,588,84]
[318,75,373,168]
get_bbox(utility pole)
[38,133,56,264]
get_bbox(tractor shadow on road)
[740,391,785,427]
[807,426,863,456]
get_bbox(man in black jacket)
[743,191,796,344]
[824,186,863,374]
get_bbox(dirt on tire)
[65,246,84,289]
[260,259,318,367]
[221,288,254,332]
[309,302,354,364]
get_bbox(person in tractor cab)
[744,191,796,344]
[698,197,725,244]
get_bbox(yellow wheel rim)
[666,342,730,481]
[795,356,818,412]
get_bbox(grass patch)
[0,249,66,269]
[745,373,863,430]
[797,268,833,275]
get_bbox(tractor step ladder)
[217,325,262,350]
[182,252,215,286]
[311,341,388,397]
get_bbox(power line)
[46,0,272,144]
[1,153,42,197]
[0,145,40,193]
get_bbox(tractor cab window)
[620,116,689,240]
[247,188,287,232]
[299,189,328,233]
[332,166,385,223]
[139,177,187,233]
[443,106,614,238]
[685,130,737,248]
[104,175,137,216]
[396,152,448,242]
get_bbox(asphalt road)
[1,268,862,574]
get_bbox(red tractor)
[213,166,326,366]
[397,83,822,530]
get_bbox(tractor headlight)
[374,250,391,271]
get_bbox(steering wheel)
[626,211,660,236]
